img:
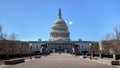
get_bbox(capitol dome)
[52,19,68,31]
[49,9,70,41]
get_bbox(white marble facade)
[29,41,91,54]
[75,42,91,53]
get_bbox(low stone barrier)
[93,57,99,60]
[34,55,41,58]
[83,55,87,58]
[5,58,25,65]
[111,61,120,65]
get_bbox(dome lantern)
[58,9,62,19]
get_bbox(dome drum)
[52,26,68,30]
[50,32,69,38]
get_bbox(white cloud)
[65,20,73,25]
[69,21,73,25]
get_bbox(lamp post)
[89,43,92,60]
[29,43,32,60]
[59,46,61,54]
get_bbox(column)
[99,53,102,58]
[113,54,116,60]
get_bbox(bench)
[111,61,120,65]
[5,58,25,65]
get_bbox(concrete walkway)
[91,57,120,68]
[0,53,116,68]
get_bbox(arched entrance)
[73,44,79,56]
[41,44,47,55]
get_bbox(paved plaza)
[0,53,116,68]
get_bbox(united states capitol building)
[29,9,91,54]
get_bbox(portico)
[47,42,73,53]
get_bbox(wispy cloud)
[65,20,73,25]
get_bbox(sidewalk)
[0,56,36,68]
[0,53,116,68]
[92,58,112,65]
[91,57,120,68]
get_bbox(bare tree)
[9,33,18,55]
[0,24,8,40]
[0,24,8,57]
[0,24,3,40]
[3,33,8,40]
[101,25,120,56]
[9,33,18,41]
[104,32,112,40]
[114,25,120,40]
[0,24,2,33]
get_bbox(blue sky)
[0,0,120,41]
